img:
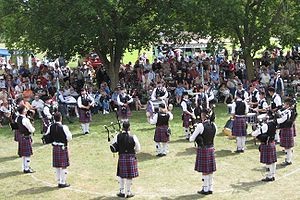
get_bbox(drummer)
[254,91,269,115]
[234,82,249,101]
[231,91,249,153]
[150,82,168,103]
[248,84,260,110]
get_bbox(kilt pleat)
[182,113,191,128]
[79,109,92,123]
[14,130,21,142]
[42,117,51,133]
[18,136,33,157]
[293,123,296,137]
[53,145,70,168]
[280,128,294,148]
[260,143,277,164]
[118,105,132,119]
[232,117,247,137]
[117,154,138,179]
[154,125,169,142]
[194,147,216,174]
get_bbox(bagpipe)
[104,108,122,142]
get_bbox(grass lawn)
[0,104,300,200]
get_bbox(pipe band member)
[150,103,173,157]
[16,105,36,173]
[252,118,277,182]
[45,112,72,188]
[181,91,195,140]
[268,87,282,143]
[117,87,133,122]
[231,91,249,153]
[77,88,94,135]
[190,109,217,195]
[110,121,141,198]
[276,97,295,165]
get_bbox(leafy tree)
[0,0,177,88]
[186,0,300,80]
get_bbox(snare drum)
[146,99,165,114]
[257,113,268,122]
[246,113,257,124]
[227,104,232,114]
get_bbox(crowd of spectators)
[0,46,299,127]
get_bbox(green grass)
[1,104,300,200]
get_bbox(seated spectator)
[0,100,11,127]
[219,83,232,104]
[23,83,34,100]
[31,95,45,118]
[175,83,185,106]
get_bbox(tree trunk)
[243,51,255,81]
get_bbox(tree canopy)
[0,0,299,83]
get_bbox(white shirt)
[43,105,52,119]
[45,122,72,142]
[195,93,209,109]
[151,87,168,101]
[19,114,35,133]
[112,132,141,153]
[189,122,217,142]
[271,94,282,107]
[77,95,95,108]
[150,111,173,125]
[31,99,45,110]
[117,93,133,106]
[277,109,291,124]
[252,123,268,137]
[231,100,249,115]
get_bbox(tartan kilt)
[14,129,21,142]
[42,117,51,133]
[118,105,132,119]
[232,117,247,137]
[280,128,294,148]
[154,125,169,143]
[194,147,216,174]
[260,143,277,164]
[146,102,153,113]
[182,113,191,128]
[79,108,92,123]
[293,123,296,137]
[53,145,70,168]
[18,136,33,157]
[117,154,138,179]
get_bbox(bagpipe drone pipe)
[104,108,122,142]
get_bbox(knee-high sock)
[22,156,26,171]
[241,136,246,150]
[202,175,209,192]
[60,169,67,184]
[161,143,168,154]
[119,177,125,194]
[55,168,61,183]
[184,128,190,138]
[24,156,31,170]
[236,137,242,150]
[286,148,293,163]
[265,164,272,178]
[270,163,276,178]
[81,123,86,133]
[208,174,213,192]
[125,179,132,196]
[85,123,90,133]
[156,142,162,154]
[275,131,280,142]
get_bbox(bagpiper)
[181,91,195,140]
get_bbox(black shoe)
[23,169,35,173]
[235,150,242,153]
[116,192,125,197]
[197,190,210,195]
[161,153,167,157]
[208,191,213,194]
[84,132,89,135]
[240,150,245,153]
[58,183,70,188]
[261,177,275,182]
[126,193,135,198]
[282,161,292,166]
[156,153,163,157]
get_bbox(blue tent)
[0,48,11,56]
